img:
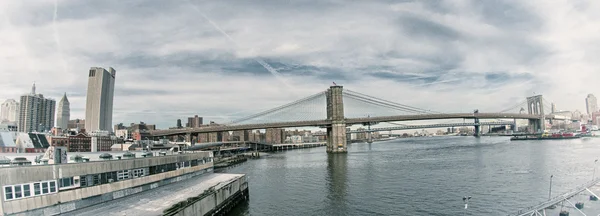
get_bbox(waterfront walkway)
[510,178,600,216]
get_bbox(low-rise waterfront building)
[0,148,217,215]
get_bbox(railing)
[509,178,600,216]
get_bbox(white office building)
[85,67,116,133]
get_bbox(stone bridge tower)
[526,95,546,133]
[326,86,347,153]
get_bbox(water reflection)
[325,154,348,215]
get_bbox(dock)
[63,173,248,216]
[510,179,600,216]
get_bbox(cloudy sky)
[1,0,599,129]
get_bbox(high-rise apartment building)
[18,83,56,132]
[186,115,203,128]
[85,67,116,133]
[56,93,70,129]
[586,94,598,115]
[0,99,19,122]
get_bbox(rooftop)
[0,150,186,167]
[62,173,244,216]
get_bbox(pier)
[510,179,600,216]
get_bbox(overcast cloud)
[1,0,599,129]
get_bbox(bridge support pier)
[527,95,546,133]
[326,86,347,153]
[473,118,481,137]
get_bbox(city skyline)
[2,1,600,129]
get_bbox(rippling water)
[218,136,600,215]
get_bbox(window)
[80,176,87,187]
[60,177,73,188]
[4,186,13,200]
[117,170,130,180]
[49,181,56,193]
[23,184,31,197]
[42,182,48,194]
[93,175,100,185]
[34,183,41,195]
[14,185,21,199]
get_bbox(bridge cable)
[228,91,327,125]
[344,89,441,114]
[343,94,434,115]
[343,91,439,114]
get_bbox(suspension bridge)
[150,86,564,153]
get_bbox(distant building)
[0,99,19,123]
[265,128,285,144]
[85,67,116,133]
[46,135,68,147]
[89,131,119,152]
[186,115,203,128]
[0,131,18,152]
[593,112,600,126]
[15,132,50,153]
[68,119,85,130]
[18,83,56,133]
[176,119,182,128]
[114,129,131,140]
[572,110,583,121]
[128,122,156,131]
[56,93,70,130]
[0,122,17,132]
[586,94,598,115]
[67,133,92,152]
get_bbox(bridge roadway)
[150,113,552,137]
[346,121,514,133]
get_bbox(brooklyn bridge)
[150,86,566,153]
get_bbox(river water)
[218,136,600,215]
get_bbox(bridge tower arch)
[326,86,347,153]
[526,95,546,133]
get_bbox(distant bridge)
[150,114,545,137]
[150,86,557,153]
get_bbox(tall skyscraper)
[85,67,116,133]
[586,94,598,115]
[0,99,19,122]
[56,93,70,129]
[18,83,56,132]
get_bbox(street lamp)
[462,196,471,216]
[593,159,598,181]
[549,175,553,200]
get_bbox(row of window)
[3,157,212,201]
[4,181,57,201]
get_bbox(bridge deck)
[151,113,548,137]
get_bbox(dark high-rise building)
[187,115,203,128]
[176,119,182,128]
